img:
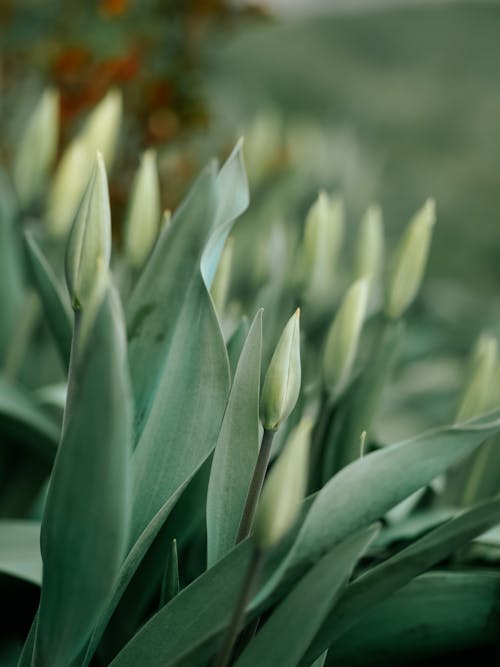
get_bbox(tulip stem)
[237,429,275,543]
[212,547,261,667]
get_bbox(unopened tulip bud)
[323,278,369,400]
[47,138,93,237]
[13,89,59,207]
[385,199,436,320]
[260,309,301,430]
[457,333,498,422]
[301,192,344,306]
[124,149,161,269]
[80,89,122,169]
[355,204,384,281]
[65,153,111,311]
[254,417,312,550]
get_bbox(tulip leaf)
[328,571,500,666]
[255,410,500,605]
[109,541,254,667]
[234,525,378,667]
[302,495,500,664]
[201,138,249,288]
[126,165,218,436]
[34,286,133,667]
[0,376,59,462]
[130,273,230,545]
[0,520,42,585]
[206,309,262,566]
[23,230,72,367]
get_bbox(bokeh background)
[2,0,500,431]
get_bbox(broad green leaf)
[130,274,230,544]
[255,409,500,605]
[201,139,249,288]
[0,376,59,462]
[227,316,250,377]
[23,231,72,367]
[109,541,253,667]
[302,496,500,664]
[126,165,218,436]
[83,488,188,667]
[234,525,378,667]
[309,652,327,667]
[328,571,500,666]
[34,285,133,667]
[0,520,41,585]
[206,310,262,566]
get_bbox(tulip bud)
[80,89,122,169]
[457,333,498,422]
[254,417,312,550]
[385,199,436,320]
[301,192,344,309]
[210,237,234,314]
[355,204,384,281]
[65,153,111,311]
[13,89,59,208]
[124,149,161,269]
[243,109,282,184]
[260,309,301,430]
[323,278,369,400]
[46,138,93,237]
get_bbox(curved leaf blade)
[234,525,379,667]
[207,309,262,566]
[328,571,500,666]
[23,231,72,367]
[303,496,500,664]
[34,286,133,667]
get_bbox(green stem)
[212,548,261,667]
[237,429,275,542]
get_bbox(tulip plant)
[1,90,500,667]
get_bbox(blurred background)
[1,0,500,434]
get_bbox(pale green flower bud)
[46,138,93,237]
[355,204,384,281]
[323,278,369,400]
[13,89,59,207]
[385,199,436,320]
[80,89,122,169]
[210,237,234,314]
[254,417,312,550]
[301,192,344,309]
[260,309,301,430]
[65,153,111,311]
[457,333,498,422]
[243,109,282,184]
[124,149,161,269]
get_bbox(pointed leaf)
[207,310,262,566]
[303,496,500,664]
[23,231,72,366]
[201,139,249,288]
[35,285,133,667]
[130,274,230,545]
[256,410,500,605]
[126,166,218,435]
[234,526,378,667]
[328,572,500,666]
[109,541,254,667]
